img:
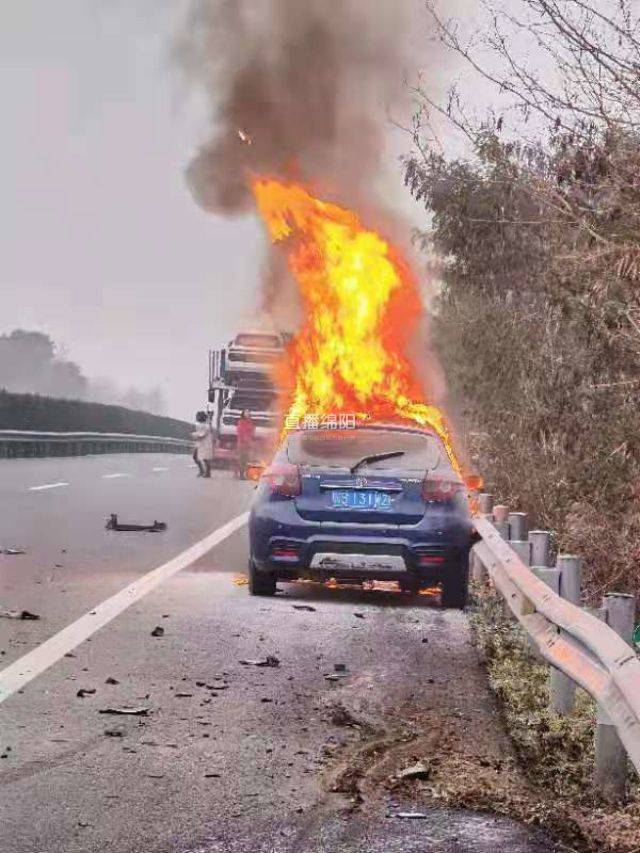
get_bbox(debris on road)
[334,663,347,672]
[354,612,365,619]
[395,762,432,781]
[99,707,150,716]
[233,574,249,586]
[76,688,96,698]
[394,812,429,819]
[239,655,280,668]
[106,514,167,533]
[1,547,26,555]
[324,673,347,682]
[151,626,165,637]
[105,677,119,685]
[0,609,40,621]
[175,692,193,698]
[204,772,221,778]
[292,604,316,612]
[104,729,124,738]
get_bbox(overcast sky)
[0,1,482,420]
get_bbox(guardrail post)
[549,554,582,714]
[491,504,510,539]
[529,530,552,568]
[479,493,494,515]
[594,593,636,802]
[509,540,532,566]
[508,512,529,541]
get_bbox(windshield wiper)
[350,450,405,474]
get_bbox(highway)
[0,454,556,853]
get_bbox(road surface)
[0,454,557,852]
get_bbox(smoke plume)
[179,0,411,216]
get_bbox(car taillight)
[421,477,464,503]
[262,462,301,497]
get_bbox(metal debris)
[292,604,316,612]
[151,626,165,637]
[106,514,167,533]
[76,688,96,698]
[99,707,150,716]
[239,655,280,668]
[395,762,432,781]
[105,677,119,685]
[0,609,40,621]
[1,548,26,555]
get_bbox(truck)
[207,330,285,466]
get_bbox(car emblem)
[355,476,367,488]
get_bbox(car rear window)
[234,334,281,349]
[286,428,443,471]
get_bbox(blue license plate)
[330,490,392,509]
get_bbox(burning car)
[247,423,473,607]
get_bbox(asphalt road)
[0,454,557,853]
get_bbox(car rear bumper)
[249,501,471,582]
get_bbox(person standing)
[192,410,215,478]
[235,409,255,480]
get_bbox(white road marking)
[0,511,249,705]
[28,482,69,492]
[152,467,169,472]
[102,472,131,479]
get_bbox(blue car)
[248,423,473,607]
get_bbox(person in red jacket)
[236,410,256,479]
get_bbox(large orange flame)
[252,177,461,473]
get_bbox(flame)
[251,177,460,473]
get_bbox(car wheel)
[441,558,469,609]
[399,577,420,594]
[248,557,276,597]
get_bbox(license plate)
[330,489,392,509]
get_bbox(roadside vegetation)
[405,0,640,603]
[470,588,640,851]
[0,389,191,439]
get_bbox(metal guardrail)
[0,430,192,459]
[472,508,640,799]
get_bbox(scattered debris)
[239,655,280,668]
[324,674,347,682]
[1,547,26,556]
[421,637,429,644]
[0,609,40,621]
[175,692,193,698]
[99,707,150,716]
[64,652,76,658]
[104,729,124,738]
[354,612,365,619]
[334,663,347,673]
[395,812,429,820]
[204,772,221,778]
[146,773,164,779]
[395,762,432,781]
[330,704,361,727]
[292,604,316,612]
[106,514,167,533]
[105,677,119,685]
[232,574,249,586]
[76,688,96,698]
[151,626,164,638]
[261,697,273,703]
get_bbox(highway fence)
[0,430,192,459]
[472,494,640,802]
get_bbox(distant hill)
[0,390,191,439]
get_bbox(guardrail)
[472,496,640,802]
[0,430,192,459]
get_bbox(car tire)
[399,577,420,594]
[441,558,469,609]
[248,558,276,596]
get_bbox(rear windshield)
[234,334,281,349]
[286,428,443,471]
